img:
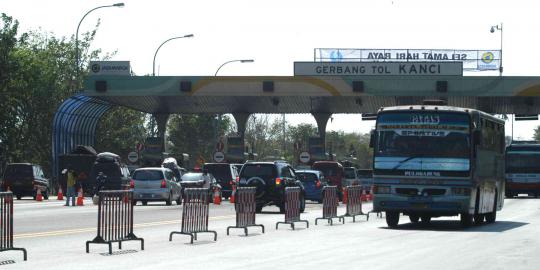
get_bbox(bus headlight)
[373,185,391,194]
[451,187,471,196]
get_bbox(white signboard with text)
[294,62,463,76]
[315,48,501,71]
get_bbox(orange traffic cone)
[57,186,64,200]
[76,188,84,206]
[36,189,43,201]
[230,185,236,204]
[213,188,221,205]
[342,187,348,204]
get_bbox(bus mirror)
[473,130,482,145]
[369,130,376,148]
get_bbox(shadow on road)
[381,220,528,232]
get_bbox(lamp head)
[184,34,194,38]
[113,3,125,7]
[490,26,495,33]
[240,59,254,63]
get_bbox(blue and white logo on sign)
[330,50,343,62]
[481,52,494,64]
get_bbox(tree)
[94,107,147,159]
[0,13,142,177]
[533,127,540,142]
[167,114,232,163]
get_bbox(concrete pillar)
[153,114,170,152]
[232,112,251,140]
[311,112,332,153]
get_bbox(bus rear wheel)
[386,211,400,228]
[420,216,431,224]
[409,214,419,223]
[473,214,484,225]
[460,213,473,228]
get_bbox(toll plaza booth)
[51,50,540,183]
[226,136,247,163]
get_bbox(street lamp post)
[152,34,194,76]
[213,59,255,152]
[214,59,254,76]
[75,3,124,77]
[490,23,503,76]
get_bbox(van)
[2,163,50,200]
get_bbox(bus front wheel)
[386,211,400,228]
[485,193,497,223]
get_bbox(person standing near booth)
[65,167,77,206]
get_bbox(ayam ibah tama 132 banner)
[314,48,501,71]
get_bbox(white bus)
[370,105,505,228]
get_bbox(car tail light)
[316,181,321,189]
[161,179,167,188]
[236,176,239,183]
[373,185,391,194]
[130,179,135,188]
[275,178,282,185]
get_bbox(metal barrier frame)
[340,186,369,222]
[276,187,309,230]
[0,192,27,261]
[169,188,217,244]
[227,187,265,236]
[86,190,144,254]
[315,186,344,225]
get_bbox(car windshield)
[132,170,164,180]
[4,165,32,178]
[204,164,231,181]
[241,164,276,179]
[296,173,318,182]
[376,112,470,158]
[181,173,204,182]
[344,168,356,179]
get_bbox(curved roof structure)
[52,94,112,178]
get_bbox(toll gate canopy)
[53,73,540,179]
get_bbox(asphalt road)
[1,196,539,269]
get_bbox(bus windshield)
[375,112,470,159]
[506,153,540,173]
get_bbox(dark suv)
[2,163,50,200]
[238,161,305,213]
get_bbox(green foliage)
[0,13,142,177]
[167,114,232,162]
[534,126,540,142]
[94,107,147,159]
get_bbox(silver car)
[131,167,182,206]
